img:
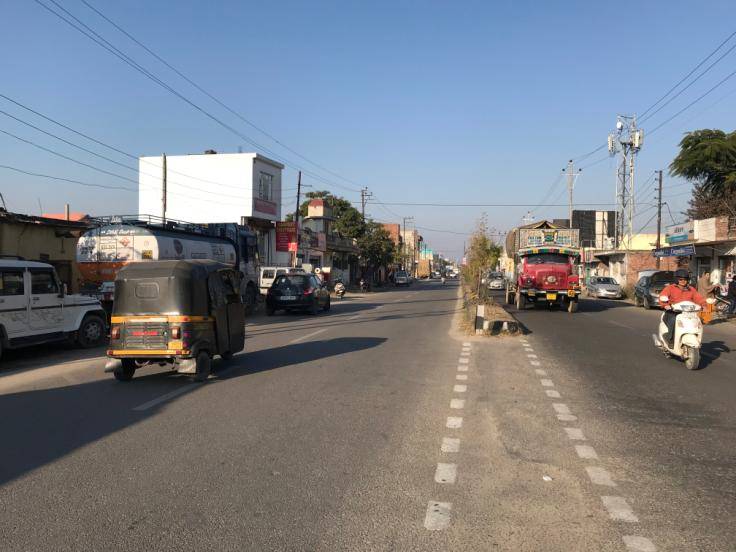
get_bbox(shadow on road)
[579,298,636,312]
[700,340,731,369]
[0,337,385,487]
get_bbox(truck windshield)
[526,254,569,264]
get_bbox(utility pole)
[360,187,373,221]
[293,171,302,268]
[656,170,663,269]
[562,160,582,228]
[161,153,167,224]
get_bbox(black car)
[633,271,676,309]
[266,273,331,315]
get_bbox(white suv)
[0,260,107,358]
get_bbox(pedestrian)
[697,271,715,298]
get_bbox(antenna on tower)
[608,115,643,249]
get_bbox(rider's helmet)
[674,269,689,282]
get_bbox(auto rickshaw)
[104,260,245,382]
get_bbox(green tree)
[285,190,366,238]
[461,216,502,298]
[670,129,736,218]
[357,221,396,270]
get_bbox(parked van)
[259,266,306,295]
[0,259,107,358]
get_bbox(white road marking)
[424,501,452,530]
[527,354,538,359]
[450,399,465,409]
[132,386,195,411]
[609,320,630,329]
[460,351,470,357]
[585,466,617,487]
[535,369,548,376]
[289,328,327,344]
[540,379,554,387]
[441,437,460,453]
[563,427,586,440]
[575,445,599,460]
[523,346,534,351]
[462,342,471,347]
[457,365,468,372]
[623,536,657,552]
[456,374,468,381]
[553,403,570,414]
[557,414,578,422]
[545,390,561,398]
[601,496,639,522]
[346,315,361,320]
[530,360,541,366]
[435,463,457,484]
[446,416,463,428]
[458,357,469,364]
[453,384,467,393]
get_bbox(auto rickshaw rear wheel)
[220,351,233,361]
[194,351,211,382]
[113,359,136,382]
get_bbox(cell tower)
[608,115,643,248]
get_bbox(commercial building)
[300,199,358,283]
[138,150,284,265]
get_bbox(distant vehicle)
[417,259,431,279]
[634,271,676,309]
[105,260,244,382]
[0,259,107,358]
[395,270,410,286]
[259,266,307,295]
[585,276,623,299]
[486,271,505,290]
[266,273,330,315]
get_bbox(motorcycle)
[652,299,714,370]
[441,276,446,285]
[334,281,346,300]
[360,278,369,293]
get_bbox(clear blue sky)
[1,0,735,257]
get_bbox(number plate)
[280,295,297,301]
[546,293,557,301]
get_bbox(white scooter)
[652,299,713,370]
[441,276,446,285]
[334,281,346,300]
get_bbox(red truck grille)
[535,270,568,289]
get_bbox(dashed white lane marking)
[535,369,548,376]
[462,342,471,347]
[456,374,468,381]
[460,351,470,357]
[457,365,468,372]
[540,379,554,387]
[132,386,195,411]
[622,535,657,552]
[585,466,617,487]
[453,384,467,393]
[557,414,578,422]
[601,496,639,522]
[458,357,469,364]
[563,427,586,440]
[289,328,327,344]
[346,315,361,320]
[450,399,465,409]
[424,501,452,530]
[523,346,534,351]
[435,463,457,484]
[441,437,460,453]
[527,354,538,359]
[446,416,463,429]
[530,360,541,366]
[553,403,570,415]
[575,445,599,460]
[545,390,561,398]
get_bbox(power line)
[33,0,362,195]
[0,163,135,191]
[368,201,638,207]
[79,0,362,191]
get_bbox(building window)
[258,172,273,201]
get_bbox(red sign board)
[254,198,278,216]
[276,221,297,252]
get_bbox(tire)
[323,297,331,311]
[643,295,653,309]
[194,351,211,382]
[113,358,136,382]
[266,305,275,316]
[684,346,701,370]
[309,299,319,316]
[77,314,105,348]
[506,288,514,305]
[220,351,233,361]
[568,300,578,313]
[515,291,525,311]
[634,294,642,307]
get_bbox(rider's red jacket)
[659,284,706,308]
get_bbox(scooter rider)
[660,269,706,345]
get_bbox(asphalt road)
[1,282,733,551]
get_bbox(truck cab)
[507,246,581,312]
[0,259,107,357]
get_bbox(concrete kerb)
[474,302,521,336]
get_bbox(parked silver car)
[586,276,623,299]
[485,271,505,290]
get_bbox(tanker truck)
[76,216,260,313]
[504,222,581,313]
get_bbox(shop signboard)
[665,221,694,244]
[275,221,297,252]
[653,244,695,257]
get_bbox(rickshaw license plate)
[280,295,297,300]
[546,293,557,301]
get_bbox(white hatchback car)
[0,259,107,358]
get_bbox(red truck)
[504,223,581,312]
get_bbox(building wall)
[0,220,83,293]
